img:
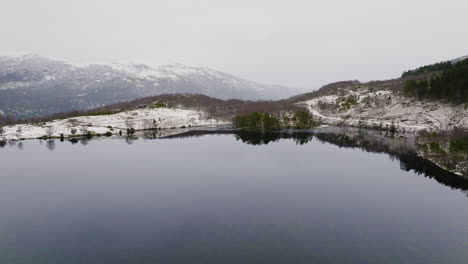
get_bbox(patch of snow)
[1,108,229,141]
[43,75,56,81]
[303,95,339,106]
[298,88,467,133]
[110,62,214,82]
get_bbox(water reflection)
[1,127,467,192]
[310,128,468,192]
[235,131,314,145]
[0,127,467,263]
[157,127,468,192]
[8,140,16,147]
[46,139,55,151]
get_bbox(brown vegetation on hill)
[0,94,304,126]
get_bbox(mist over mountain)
[0,54,298,118]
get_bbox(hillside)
[298,88,467,132]
[0,93,302,140]
[0,54,297,118]
[294,56,468,132]
[0,107,225,141]
[2,55,467,135]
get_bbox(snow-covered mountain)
[0,54,297,118]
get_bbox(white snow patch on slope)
[109,63,222,82]
[299,89,467,133]
[1,108,227,141]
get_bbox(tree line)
[402,61,453,77]
[403,59,468,103]
[233,111,319,131]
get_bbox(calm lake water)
[0,127,467,264]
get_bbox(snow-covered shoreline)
[298,89,467,133]
[0,108,229,141]
[416,150,466,178]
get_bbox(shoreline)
[2,124,465,178]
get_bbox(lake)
[0,127,467,263]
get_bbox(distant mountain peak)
[0,54,298,118]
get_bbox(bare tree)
[80,125,89,136]
[46,139,55,151]
[142,119,158,130]
[125,119,135,135]
[15,126,22,140]
[0,125,6,145]
[125,137,135,144]
[142,119,159,138]
[142,119,152,130]
[71,128,77,136]
[45,126,54,139]
[125,118,134,130]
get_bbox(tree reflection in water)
[235,131,314,145]
[159,127,468,192]
[1,126,467,193]
[46,139,55,151]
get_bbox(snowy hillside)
[298,87,468,133]
[0,54,297,118]
[296,55,468,133]
[0,107,226,141]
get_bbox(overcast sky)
[1,0,467,90]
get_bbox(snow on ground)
[110,62,226,82]
[299,88,468,133]
[1,108,228,141]
[304,95,339,105]
[356,90,391,103]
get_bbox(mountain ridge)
[0,54,298,118]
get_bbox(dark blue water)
[0,129,467,263]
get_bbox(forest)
[233,111,318,131]
[403,59,468,103]
[401,61,453,77]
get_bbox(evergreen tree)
[293,111,315,129]
[402,59,468,103]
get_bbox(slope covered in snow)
[0,54,297,118]
[0,107,226,141]
[298,86,467,133]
